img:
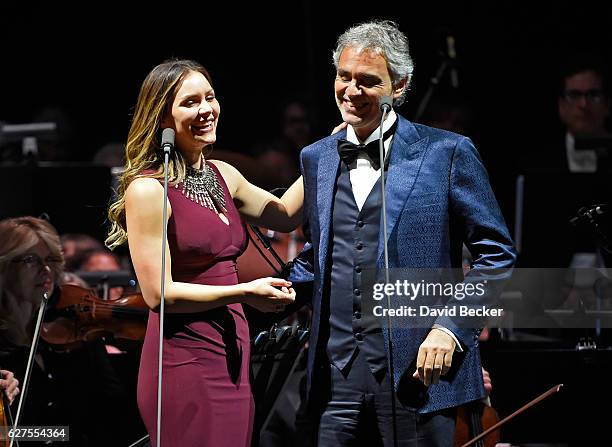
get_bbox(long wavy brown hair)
[106,59,213,250]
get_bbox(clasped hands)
[413,328,456,386]
[244,277,295,313]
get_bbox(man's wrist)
[431,324,464,352]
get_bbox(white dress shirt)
[345,110,397,210]
[566,132,597,173]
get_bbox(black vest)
[326,162,387,374]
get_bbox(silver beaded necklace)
[177,160,227,213]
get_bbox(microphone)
[580,204,608,217]
[446,35,459,88]
[380,96,393,113]
[594,204,608,215]
[570,204,609,226]
[161,128,175,155]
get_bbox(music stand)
[74,270,137,300]
[250,325,309,446]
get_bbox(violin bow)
[7,293,51,447]
[1,370,17,447]
[460,383,563,447]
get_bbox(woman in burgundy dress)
[106,60,304,446]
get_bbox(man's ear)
[393,78,408,99]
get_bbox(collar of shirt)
[566,131,597,173]
[345,110,397,169]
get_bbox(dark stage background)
[2,2,610,164]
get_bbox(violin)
[0,372,15,447]
[454,400,500,447]
[41,284,149,350]
[0,393,8,447]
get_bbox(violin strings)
[61,302,147,315]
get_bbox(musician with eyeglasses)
[558,60,610,173]
[0,217,66,444]
[0,217,144,446]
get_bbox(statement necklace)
[178,160,227,214]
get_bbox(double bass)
[454,400,500,447]
[455,384,563,447]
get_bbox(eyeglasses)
[561,89,606,105]
[11,254,63,270]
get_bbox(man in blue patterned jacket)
[288,20,516,446]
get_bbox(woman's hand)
[482,367,492,396]
[244,277,295,313]
[331,122,348,135]
[0,369,20,405]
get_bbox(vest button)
[353,311,361,319]
[355,332,364,341]
[353,288,361,296]
[355,265,362,273]
[357,220,364,228]
[356,242,363,250]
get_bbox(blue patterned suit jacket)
[289,115,516,413]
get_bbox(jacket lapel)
[377,117,430,264]
[316,135,342,276]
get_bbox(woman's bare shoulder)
[125,177,164,204]
[208,159,242,196]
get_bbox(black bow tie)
[337,120,397,170]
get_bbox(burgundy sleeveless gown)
[137,162,253,446]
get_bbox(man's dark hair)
[558,54,610,97]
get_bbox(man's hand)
[413,328,456,386]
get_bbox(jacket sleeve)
[434,136,517,348]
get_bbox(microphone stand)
[8,292,50,447]
[414,54,451,122]
[156,129,174,447]
[378,99,398,447]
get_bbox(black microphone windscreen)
[380,96,393,111]
[161,128,175,147]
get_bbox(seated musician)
[0,216,143,446]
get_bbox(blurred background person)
[251,98,317,190]
[92,141,125,168]
[558,58,610,173]
[74,248,125,300]
[418,90,475,137]
[60,233,105,272]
